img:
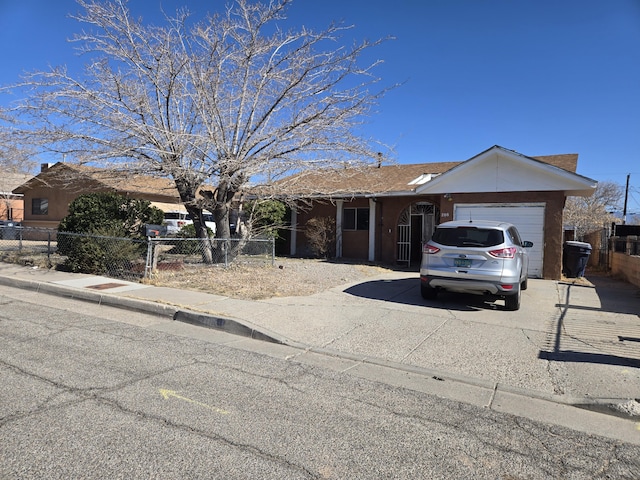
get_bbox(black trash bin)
[0,221,21,240]
[563,241,592,278]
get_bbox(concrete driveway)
[226,271,640,402]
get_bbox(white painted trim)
[368,198,376,262]
[453,202,546,217]
[336,200,343,258]
[290,208,297,256]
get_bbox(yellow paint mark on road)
[159,389,229,415]
[636,423,640,432]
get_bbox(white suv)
[163,211,192,235]
[163,211,216,235]
[420,220,532,310]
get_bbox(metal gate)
[397,224,411,264]
[396,202,436,265]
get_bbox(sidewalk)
[1,261,639,442]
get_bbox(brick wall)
[611,252,640,289]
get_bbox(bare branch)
[564,180,624,239]
[1,0,391,241]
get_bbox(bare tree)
[564,180,623,239]
[0,113,37,221]
[2,0,389,255]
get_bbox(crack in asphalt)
[320,379,633,478]
[0,357,195,425]
[0,355,321,479]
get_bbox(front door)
[410,214,423,266]
[396,202,437,267]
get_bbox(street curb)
[0,274,287,345]
[172,310,286,344]
[0,275,178,317]
[296,343,639,419]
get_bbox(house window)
[32,198,49,215]
[343,207,369,231]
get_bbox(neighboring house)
[12,162,182,229]
[0,170,33,222]
[275,145,597,280]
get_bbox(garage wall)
[454,203,545,278]
[438,191,566,280]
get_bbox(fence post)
[627,236,638,256]
[144,237,153,279]
[271,237,275,266]
[47,231,51,261]
[626,236,635,256]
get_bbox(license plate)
[454,258,472,267]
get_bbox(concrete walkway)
[1,261,639,444]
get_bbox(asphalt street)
[2,289,640,478]
[0,262,638,445]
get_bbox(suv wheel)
[504,286,521,311]
[421,283,438,300]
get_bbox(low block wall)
[611,252,640,289]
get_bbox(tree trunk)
[175,178,214,264]
[214,203,231,240]
[185,205,214,264]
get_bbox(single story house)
[13,162,182,229]
[276,145,597,279]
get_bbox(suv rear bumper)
[420,275,519,296]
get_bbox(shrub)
[58,192,164,238]
[305,217,335,258]
[57,193,163,275]
[243,199,287,239]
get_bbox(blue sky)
[1,0,639,213]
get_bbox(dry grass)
[144,257,395,300]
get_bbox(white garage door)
[454,203,545,278]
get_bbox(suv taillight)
[488,247,517,258]
[423,244,440,254]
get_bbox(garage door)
[454,203,545,278]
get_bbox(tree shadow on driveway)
[539,274,640,368]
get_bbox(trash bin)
[563,241,592,278]
[0,221,21,240]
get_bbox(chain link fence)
[0,226,275,281]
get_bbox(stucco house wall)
[0,197,25,222]
[1,171,32,222]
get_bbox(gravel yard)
[145,257,397,300]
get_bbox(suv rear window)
[432,227,504,247]
[164,212,189,220]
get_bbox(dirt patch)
[559,275,595,287]
[144,258,396,300]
